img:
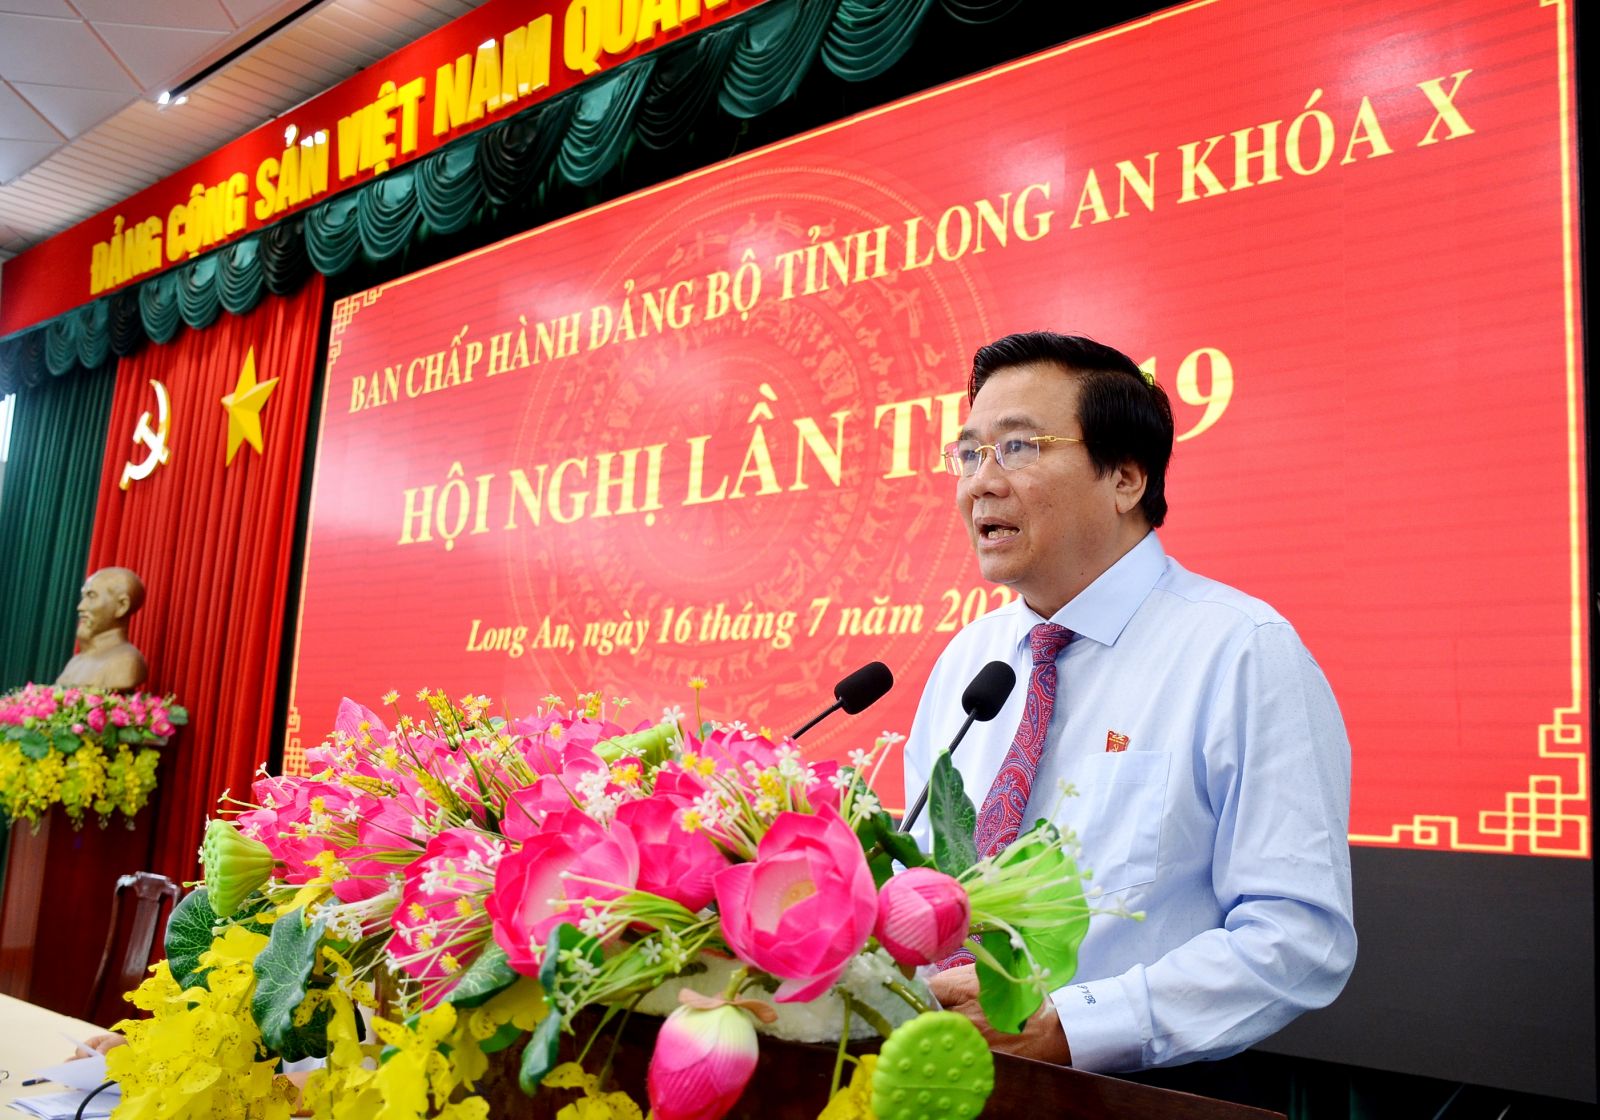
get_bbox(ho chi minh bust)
[56,567,148,692]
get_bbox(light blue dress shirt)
[904,531,1356,1072]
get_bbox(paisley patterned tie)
[940,622,1074,969]
[972,622,1074,857]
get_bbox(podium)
[482,1010,1286,1119]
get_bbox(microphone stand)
[790,700,843,740]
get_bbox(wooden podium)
[483,1011,1286,1119]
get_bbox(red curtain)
[84,278,325,882]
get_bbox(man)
[56,566,148,691]
[905,332,1355,1073]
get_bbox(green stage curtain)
[719,0,839,119]
[822,0,936,80]
[0,362,118,690]
[176,256,224,331]
[305,193,363,275]
[476,99,574,209]
[261,217,313,295]
[108,288,147,359]
[938,0,1024,22]
[43,302,111,376]
[415,143,484,235]
[217,237,267,314]
[636,24,742,150]
[557,59,657,187]
[357,167,422,260]
[137,272,184,344]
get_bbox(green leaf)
[53,731,82,754]
[2,726,25,741]
[873,813,932,870]
[165,889,276,990]
[446,941,518,1009]
[479,1020,524,1054]
[863,811,932,888]
[537,924,593,995]
[167,707,190,726]
[164,889,221,989]
[928,751,978,876]
[19,732,49,760]
[251,908,329,1060]
[517,1011,563,1095]
[974,930,1040,1035]
[1006,836,1089,988]
[117,726,142,744]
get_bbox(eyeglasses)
[941,434,1083,477]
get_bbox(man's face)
[956,363,1133,617]
[76,572,125,643]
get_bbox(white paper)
[6,1088,117,1120]
[22,1053,110,1095]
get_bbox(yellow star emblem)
[220,346,280,465]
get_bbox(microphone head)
[834,661,894,714]
[962,661,1016,721]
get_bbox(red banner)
[0,0,763,336]
[288,0,1587,857]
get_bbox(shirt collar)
[1010,530,1166,649]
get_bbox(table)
[0,994,106,1109]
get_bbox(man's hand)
[928,964,1072,1065]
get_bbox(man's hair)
[969,331,1174,527]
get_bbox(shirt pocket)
[1060,750,1168,895]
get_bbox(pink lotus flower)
[501,745,616,840]
[85,707,106,732]
[714,806,877,1002]
[235,775,352,882]
[510,712,629,760]
[695,726,780,773]
[330,793,428,903]
[488,810,640,974]
[389,827,503,1006]
[874,867,972,966]
[333,697,388,742]
[615,794,728,912]
[647,1002,758,1120]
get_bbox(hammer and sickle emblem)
[118,379,172,490]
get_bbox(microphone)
[789,661,895,739]
[899,660,1016,833]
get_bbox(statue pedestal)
[0,804,154,1018]
[0,814,48,998]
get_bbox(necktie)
[939,622,1074,970]
[972,622,1074,858]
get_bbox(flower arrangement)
[0,682,187,827]
[110,687,1116,1120]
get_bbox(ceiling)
[0,0,481,267]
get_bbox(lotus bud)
[647,1002,759,1120]
[595,721,677,766]
[874,867,972,967]
[200,819,274,918]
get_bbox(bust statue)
[56,567,149,692]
